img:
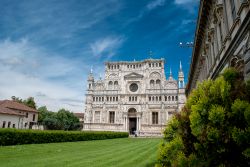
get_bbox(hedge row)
[0,129,129,146]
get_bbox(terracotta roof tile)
[0,100,38,113]
[0,106,25,116]
[73,112,84,118]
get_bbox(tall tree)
[157,68,250,166]
[23,97,36,109]
[11,96,23,103]
[11,96,36,109]
[38,107,80,130]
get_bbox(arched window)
[114,81,118,89]
[108,81,113,89]
[179,81,184,88]
[165,96,167,101]
[150,80,155,88]
[172,96,174,101]
[168,96,171,101]
[156,79,161,88]
[175,96,178,101]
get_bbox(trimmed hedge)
[0,129,129,146]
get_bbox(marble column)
[137,117,139,131]
[138,117,140,131]
[125,116,127,131]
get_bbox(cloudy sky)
[0,0,199,112]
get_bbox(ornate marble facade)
[186,0,250,94]
[83,59,186,136]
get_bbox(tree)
[38,107,80,130]
[157,68,250,166]
[11,96,36,109]
[11,96,23,103]
[57,109,80,130]
[43,113,60,130]
[23,97,36,109]
[37,106,50,123]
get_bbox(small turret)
[87,67,94,90]
[177,61,186,111]
[168,68,174,81]
[178,61,185,88]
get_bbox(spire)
[179,61,182,71]
[88,66,94,81]
[178,61,184,78]
[90,66,93,74]
[168,67,174,81]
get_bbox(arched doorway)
[128,108,137,134]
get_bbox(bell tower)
[178,61,186,111]
[87,67,95,91]
[178,61,185,88]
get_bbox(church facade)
[83,59,186,136]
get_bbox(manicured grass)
[0,138,161,167]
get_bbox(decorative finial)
[90,66,93,74]
[180,61,182,71]
[170,67,172,76]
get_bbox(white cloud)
[174,0,197,4]
[147,0,165,10]
[0,1,122,46]
[0,38,88,112]
[174,0,199,13]
[90,36,124,58]
[125,0,166,25]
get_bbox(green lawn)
[0,138,161,167]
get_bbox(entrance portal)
[129,118,136,134]
[128,108,137,134]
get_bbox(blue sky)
[0,0,199,111]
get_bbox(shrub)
[157,68,250,166]
[0,129,129,146]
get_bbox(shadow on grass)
[144,161,157,167]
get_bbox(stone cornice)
[105,58,165,65]
[186,0,212,94]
